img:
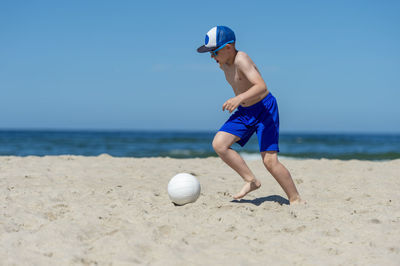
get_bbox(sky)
[1,0,399,133]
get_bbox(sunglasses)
[210,40,234,56]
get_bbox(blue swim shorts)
[219,93,280,152]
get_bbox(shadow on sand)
[231,195,289,206]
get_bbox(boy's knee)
[263,155,278,171]
[212,137,229,155]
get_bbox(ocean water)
[0,130,399,160]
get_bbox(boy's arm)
[222,54,267,113]
[235,54,267,102]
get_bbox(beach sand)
[1,155,399,265]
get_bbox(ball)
[167,173,201,205]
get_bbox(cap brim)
[197,45,215,53]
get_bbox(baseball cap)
[197,26,236,53]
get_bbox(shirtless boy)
[197,26,302,204]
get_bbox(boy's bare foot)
[289,197,307,218]
[233,179,261,200]
[289,195,306,205]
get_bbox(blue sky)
[1,0,399,133]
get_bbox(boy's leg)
[261,151,301,204]
[212,131,261,199]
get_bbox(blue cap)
[197,26,236,53]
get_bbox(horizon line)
[0,127,399,135]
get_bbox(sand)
[0,155,399,265]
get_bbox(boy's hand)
[222,96,243,113]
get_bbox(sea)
[0,130,399,161]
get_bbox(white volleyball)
[167,173,201,205]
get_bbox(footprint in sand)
[295,178,303,184]
[370,218,381,224]
[152,225,173,241]
[217,191,232,197]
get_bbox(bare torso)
[221,51,269,107]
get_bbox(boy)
[197,26,302,204]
